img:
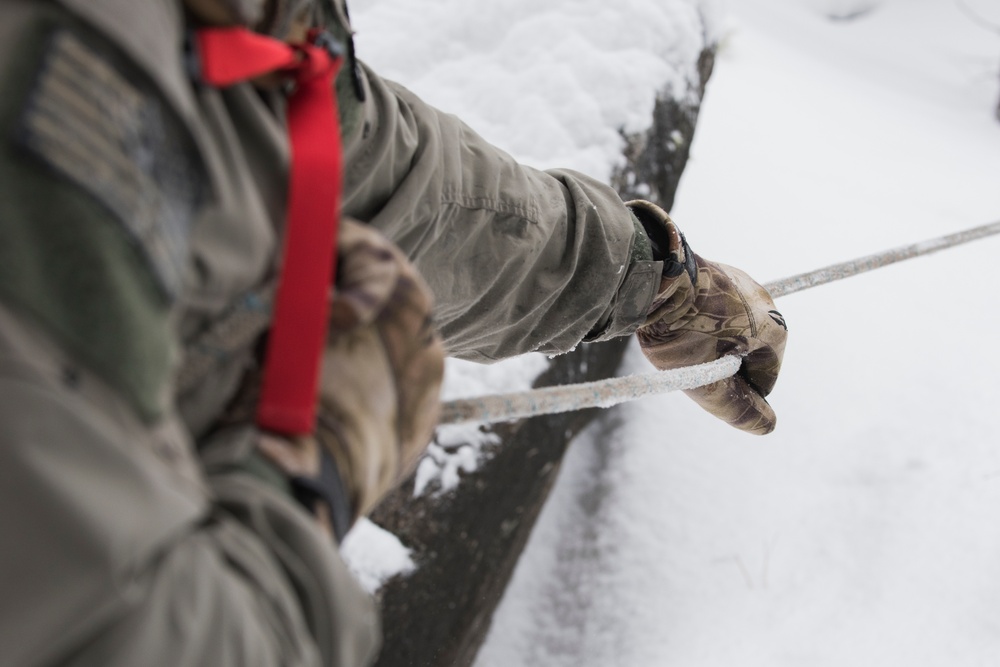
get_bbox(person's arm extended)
[335,50,787,434]
[341,61,662,362]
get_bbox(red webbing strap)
[196,28,300,84]
[197,28,343,435]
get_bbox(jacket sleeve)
[341,61,663,363]
[0,302,379,667]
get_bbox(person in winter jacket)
[0,0,786,665]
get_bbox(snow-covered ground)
[347,0,1000,664]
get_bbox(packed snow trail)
[440,218,1000,425]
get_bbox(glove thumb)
[684,369,777,436]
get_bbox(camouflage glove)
[316,219,445,519]
[630,200,787,435]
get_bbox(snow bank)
[352,0,723,177]
[340,518,416,594]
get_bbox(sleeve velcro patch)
[0,22,207,422]
[15,29,203,299]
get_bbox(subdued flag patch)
[16,29,203,299]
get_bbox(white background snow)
[345,0,1000,664]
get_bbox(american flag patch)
[16,29,203,299]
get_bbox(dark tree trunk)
[611,46,715,212]
[368,34,718,667]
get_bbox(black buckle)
[311,30,346,60]
[309,28,366,103]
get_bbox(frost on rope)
[418,356,742,495]
[413,354,549,497]
[439,355,742,426]
[340,518,416,594]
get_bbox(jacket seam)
[440,191,541,225]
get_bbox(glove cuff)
[627,200,699,328]
[626,200,697,284]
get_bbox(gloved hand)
[225,219,444,531]
[629,200,787,435]
[315,219,445,518]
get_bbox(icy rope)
[439,355,742,426]
[762,219,1000,299]
[439,219,1000,426]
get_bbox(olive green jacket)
[0,0,661,665]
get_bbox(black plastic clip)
[311,30,346,60]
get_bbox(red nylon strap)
[197,28,343,435]
[196,28,300,85]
